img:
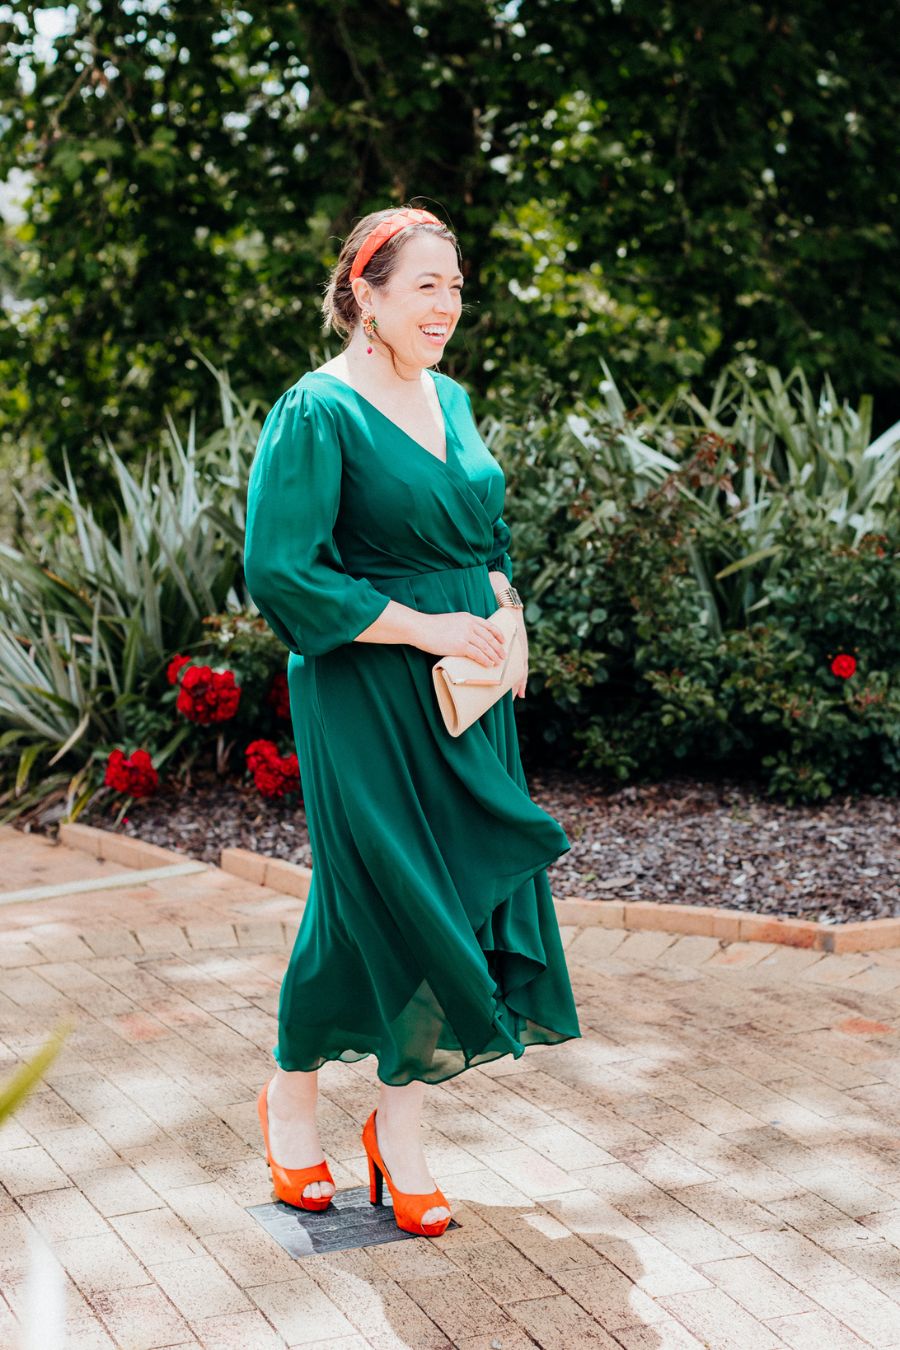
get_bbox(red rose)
[245,739,299,798]
[266,670,291,719]
[830,653,857,679]
[166,654,192,685]
[104,748,159,798]
[176,665,242,723]
[246,738,279,771]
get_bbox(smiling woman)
[243,204,580,1239]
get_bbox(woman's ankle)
[270,1069,318,1114]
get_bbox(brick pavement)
[1,823,900,1349]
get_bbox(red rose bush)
[245,739,300,799]
[174,664,241,724]
[104,749,159,798]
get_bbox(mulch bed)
[78,767,899,925]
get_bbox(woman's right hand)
[416,611,508,667]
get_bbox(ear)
[350,277,372,310]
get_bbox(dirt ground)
[77,767,899,925]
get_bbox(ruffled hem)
[273,562,581,1086]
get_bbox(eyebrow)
[416,271,464,281]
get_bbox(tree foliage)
[1,0,897,480]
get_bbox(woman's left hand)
[512,610,529,699]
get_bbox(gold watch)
[495,585,524,610]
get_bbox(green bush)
[0,367,289,822]
[1,358,897,816]
[495,364,900,800]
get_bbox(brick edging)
[60,825,900,955]
[58,822,198,872]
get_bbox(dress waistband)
[364,561,489,585]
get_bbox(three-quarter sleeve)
[244,385,391,657]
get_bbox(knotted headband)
[349,207,443,280]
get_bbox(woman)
[244,205,581,1238]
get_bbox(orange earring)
[361,310,378,353]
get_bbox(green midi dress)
[243,368,581,1086]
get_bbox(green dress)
[243,368,581,1085]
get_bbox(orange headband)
[349,208,443,280]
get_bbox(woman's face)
[356,233,463,368]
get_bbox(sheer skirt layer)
[273,562,581,1086]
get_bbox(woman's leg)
[375,1078,451,1226]
[266,1067,335,1201]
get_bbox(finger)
[477,631,507,662]
[469,640,501,666]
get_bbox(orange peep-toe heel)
[361,1108,451,1237]
[257,1079,335,1212]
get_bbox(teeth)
[421,327,447,335]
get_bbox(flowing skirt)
[274,561,581,1085]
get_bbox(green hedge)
[1,360,897,817]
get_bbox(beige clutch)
[432,605,526,737]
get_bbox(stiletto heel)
[361,1108,451,1237]
[367,1150,383,1205]
[257,1079,335,1212]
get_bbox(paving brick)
[841,964,900,994]
[248,1275,359,1343]
[479,1144,583,1198]
[765,1307,870,1349]
[3,827,900,1350]
[656,934,722,966]
[613,1319,707,1348]
[89,1283,193,1350]
[189,1309,288,1349]
[805,1274,900,1343]
[400,1266,548,1344]
[307,1248,454,1347]
[550,1258,668,1331]
[0,1144,71,1196]
[198,1223,303,1287]
[18,1186,110,1242]
[705,941,779,968]
[455,1329,543,1350]
[698,1253,815,1318]
[149,1252,252,1321]
[440,1234,557,1303]
[72,1164,165,1217]
[541,1191,710,1297]
[160,1181,254,1237]
[261,857,312,898]
[41,1123,124,1173]
[109,1207,207,1265]
[738,1228,857,1285]
[660,1286,788,1347]
[506,1292,625,1347]
[54,1231,151,1298]
[616,931,680,962]
[799,954,876,985]
[219,847,268,885]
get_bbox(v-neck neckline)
[308,368,453,468]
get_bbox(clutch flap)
[435,607,520,686]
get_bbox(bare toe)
[304,1180,334,1200]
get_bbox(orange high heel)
[361,1108,451,1237]
[257,1079,335,1212]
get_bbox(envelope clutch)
[431,605,525,737]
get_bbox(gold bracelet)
[495,585,524,610]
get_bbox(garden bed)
[77,769,899,925]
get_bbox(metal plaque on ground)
[247,1185,460,1256]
